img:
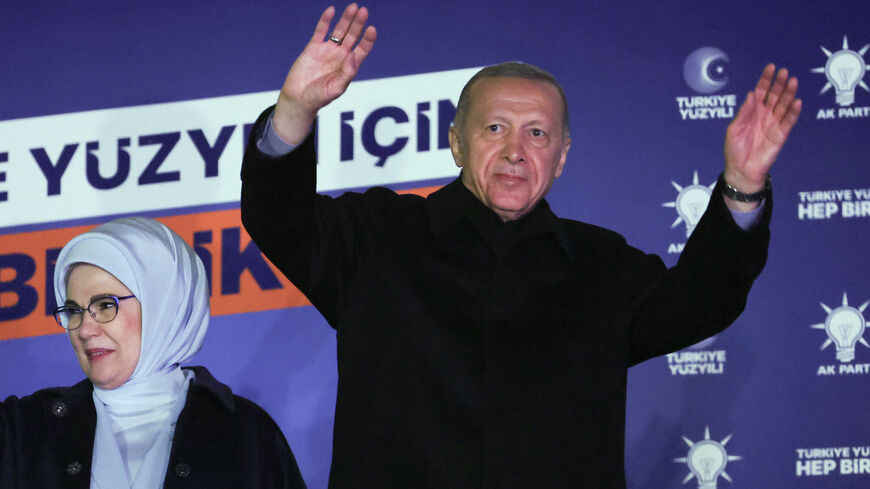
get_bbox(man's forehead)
[470,76,559,96]
[467,78,562,115]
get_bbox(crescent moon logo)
[683,47,729,94]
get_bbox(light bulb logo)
[811,291,869,363]
[663,171,716,238]
[811,36,870,107]
[674,426,741,489]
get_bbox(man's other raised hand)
[273,4,377,145]
[723,64,801,210]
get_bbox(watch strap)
[721,173,770,203]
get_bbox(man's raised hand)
[722,63,801,209]
[273,3,377,145]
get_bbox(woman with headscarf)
[0,217,306,489]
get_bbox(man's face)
[449,77,571,221]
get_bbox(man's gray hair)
[453,62,570,135]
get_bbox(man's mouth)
[495,173,526,184]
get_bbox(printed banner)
[0,186,439,342]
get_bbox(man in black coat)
[241,4,801,488]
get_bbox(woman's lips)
[85,348,114,360]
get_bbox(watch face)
[724,176,769,202]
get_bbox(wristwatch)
[721,173,770,203]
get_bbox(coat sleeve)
[624,177,772,365]
[240,107,387,327]
[235,398,307,489]
[1,397,16,489]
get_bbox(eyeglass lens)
[55,296,122,330]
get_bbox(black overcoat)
[0,366,306,489]
[241,107,771,488]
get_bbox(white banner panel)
[0,67,477,230]
[316,67,478,189]
[0,92,274,229]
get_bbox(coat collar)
[426,176,576,259]
[183,366,236,412]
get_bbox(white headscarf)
[54,217,210,489]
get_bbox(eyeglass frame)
[53,295,137,331]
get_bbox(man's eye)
[530,128,544,137]
[487,124,501,132]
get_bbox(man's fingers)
[342,6,369,48]
[764,67,789,107]
[310,6,336,45]
[773,77,799,121]
[754,63,776,98]
[731,90,756,129]
[781,98,802,135]
[330,3,360,44]
[352,25,377,62]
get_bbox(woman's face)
[66,264,142,390]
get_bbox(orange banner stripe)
[0,185,441,342]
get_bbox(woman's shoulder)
[2,379,92,411]
[182,366,278,426]
[177,366,306,487]
[178,366,293,455]
[1,378,96,465]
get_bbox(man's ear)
[555,136,571,178]
[449,126,463,168]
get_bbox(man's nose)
[502,130,525,164]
